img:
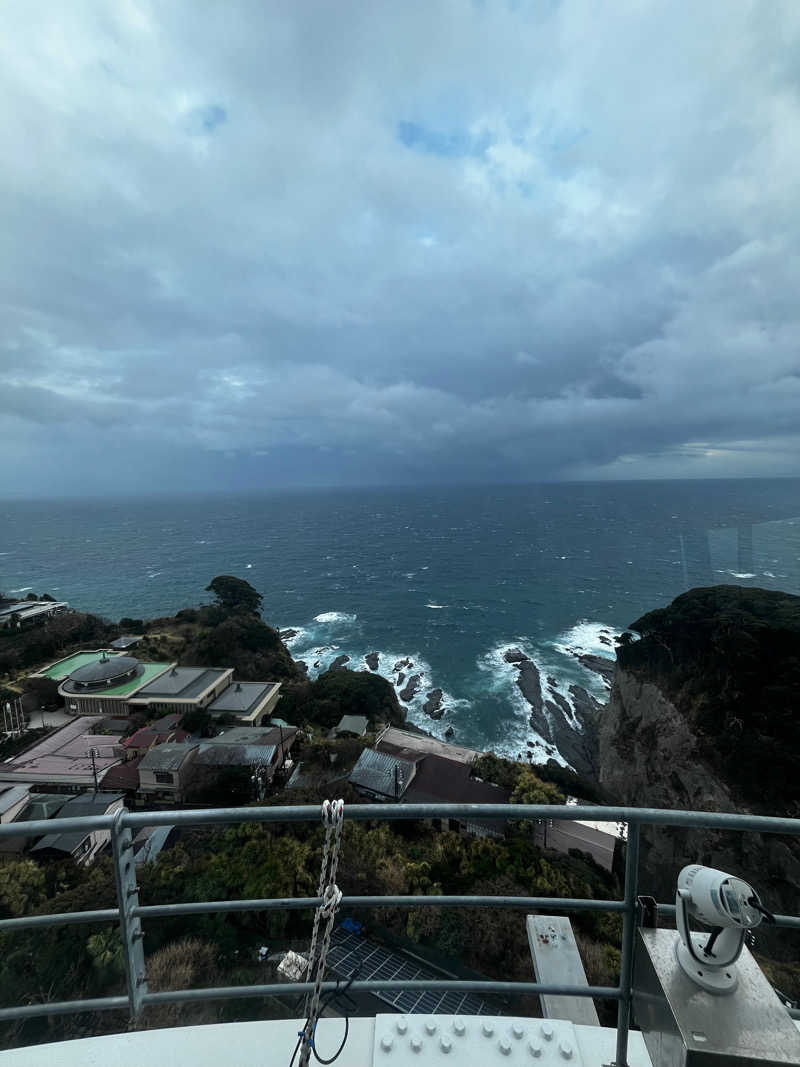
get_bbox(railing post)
[614,822,641,1067]
[111,809,147,1020]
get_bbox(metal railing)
[1,802,799,1066]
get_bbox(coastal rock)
[296,661,308,675]
[577,653,616,687]
[328,655,350,671]
[279,629,298,640]
[422,688,444,719]
[396,673,406,687]
[365,652,380,671]
[444,726,455,739]
[515,660,543,716]
[503,648,528,664]
[393,658,413,672]
[547,676,559,688]
[399,673,422,703]
[546,688,573,721]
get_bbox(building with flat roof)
[0,717,124,793]
[128,666,232,713]
[0,599,70,629]
[206,681,281,726]
[348,749,417,801]
[374,726,481,766]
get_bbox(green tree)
[205,576,263,616]
[0,861,46,918]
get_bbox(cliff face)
[598,587,800,959]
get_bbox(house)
[0,716,124,793]
[138,743,199,803]
[193,742,280,778]
[348,746,510,837]
[122,726,191,758]
[99,756,144,797]
[348,749,418,801]
[210,725,297,765]
[537,802,626,873]
[206,681,282,726]
[331,714,368,738]
[58,655,174,716]
[133,825,176,866]
[0,794,70,855]
[30,792,124,865]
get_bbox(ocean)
[2,479,799,761]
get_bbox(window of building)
[154,771,173,784]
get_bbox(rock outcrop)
[365,652,379,671]
[599,585,800,961]
[422,688,444,719]
[399,673,422,703]
[328,654,350,671]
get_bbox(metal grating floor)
[325,930,492,1016]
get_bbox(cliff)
[599,585,800,957]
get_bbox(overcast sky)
[2,1,799,496]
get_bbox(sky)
[1,0,800,497]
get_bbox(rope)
[297,799,344,1067]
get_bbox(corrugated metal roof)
[139,743,198,771]
[0,785,30,815]
[194,743,276,767]
[348,748,416,798]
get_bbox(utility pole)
[88,748,99,793]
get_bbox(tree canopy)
[205,575,263,616]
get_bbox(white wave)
[550,619,620,660]
[726,571,756,579]
[279,626,307,649]
[426,603,446,609]
[245,563,254,569]
[763,571,776,578]
[8,586,32,593]
[146,572,163,579]
[314,611,357,624]
[404,572,416,579]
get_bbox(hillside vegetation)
[617,585,800,810]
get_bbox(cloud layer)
[2,0,800,494]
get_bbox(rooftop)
[0,785,30,815]
[123,726,190,750]
[348,748,417,799]
[31,792,124,856]
[0,717,123,785]
[194,743,277,767]
[101,756,143,792]
[333,714,368,736]
[208,681,280,715]
[39,650,121,682]
[61,661,171,698]
[110,635,143,650]
[210,725,295,747]
[130,666,230,703]
[375,726,480,766]
[139,743,198,772]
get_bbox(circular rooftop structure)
[69,654,141,690]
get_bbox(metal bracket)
[638,895,658,929]
[111,808,147,1018]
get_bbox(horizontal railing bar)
[0,908,119,933]
[142,979,622,1007]
[0,996,129,1022]
[656,903,800,930]
[3,803,800,839]
[135,893,628,920]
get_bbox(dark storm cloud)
[1,0,800,495]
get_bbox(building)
[138,743,199,803]
[210,724,297,762]
[110,635,142,651]
[30,792,124,865]
[122,726,191,758]
[127,666,233,716]
[194,742,279,777]
[58,655,173,716]
[348,749,418,800]
[206,681,282,726]
[374,726,480,766]
[0,785,31,824]
[349,745,510,836]
[100,756,143,797]
[0,717,124,793]
[331,714,368,737]
[0,599,70,629]
[537,802,626,873]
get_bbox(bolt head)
[453,1018,466,1036]
[410,1036,423,1053]
[380,1034,393,1052]
[512,1022,525,1039]
[440,1036,452,1053]
[482,1020,495,1037]
[396,1017,408,1035]
[499,1037,512,1055]
[541,1023,554,1041]
[424,1020,437,1035]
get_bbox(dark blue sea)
[2,480,799,759]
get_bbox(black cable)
[288,964,361,1067]
[748,896,776,924]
